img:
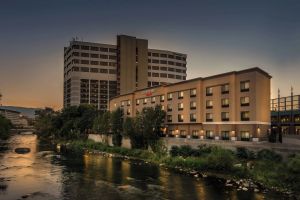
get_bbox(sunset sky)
[0,0,299,109]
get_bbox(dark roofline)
[0,108,21,114]
[110,67,272,101]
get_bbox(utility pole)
[0,92,2,106]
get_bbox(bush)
[257,149,282,162]
[206,147,235,171]
[0,116,12,140]
[236,147,256,160]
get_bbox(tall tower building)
[63,35,187,110]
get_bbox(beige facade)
[110,67,271,142]
[64,35,187,110]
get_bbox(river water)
[0,134,284,200]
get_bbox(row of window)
[71,59,116,66]
[72,52,117,60]
[168,130,251,141]
[206,81,250,96]
[71,67,116,74]
[148,66,187,73]
[148,59,186,67]
[72,45,117,53]
[206,97,250,109]
[165,111,250,123]
[148,72,186,80]
[148,52,186,61]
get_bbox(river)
[0,134,284,200]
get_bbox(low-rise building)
[0,108,29,128]
[110,67,271,142]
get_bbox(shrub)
[206,147,235,171]
[257,149,282,162]
[236,147,256,160]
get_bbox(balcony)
[206,106,213,109]
[241,103,250,107]
[222,118,229,121]
[241,88,250,92]
[222,104,229,108]
[206,119,213,122]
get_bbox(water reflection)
[0,134,283,200]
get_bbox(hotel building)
[110,67,271,141]
[63,35,187,110]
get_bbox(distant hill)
[0,106,40,119]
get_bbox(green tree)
[0,115,12,140]
[110,108,123,146]
[123,117,147,149]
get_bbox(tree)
[110,108,123,146]
[93,111,111,135]
[0,115,12,140]
[123,117,147,149]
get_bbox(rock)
[243,182,250,188]
[225,184,233,187]
[254,188,259,192]
[202,174,207,178]
[194,174,199,178]
[234,163,242,168]
[15,148,30,154]
[242,187,248,191]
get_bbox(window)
[206,100,213,109]
[241,97,250,106]
[167,115,172,122]
[81,67,89,72]
[180,130,186,138]
[167,93,173,100]
[178,114,184,122]
[143,98,148,104]
[168,74,175,78]
[91,61,98,65]
[160,67,167,71]
[168,61,174,65]
[121,101,125,107]
[192,130,199,138]
[127,108,131,115]
[136,99,140,105]
[160,73,167,78]
[160,95,165,102]
[90,54,99,58]
[167,104,172,112]
[81,60,89,64]
[190,113,196,122]
[178,103,184,111]
[168,67,175,72]
[109,69,116,74]
[152,66,159,70]
[221,98,229,108]
[221,112,229,121]
[168,55,174,59]
[100,62,108,66]
[241,111,250,121]
[151,97,156,103]
[81,45,89,50]
[176,69,182,73]
[241,131,250,141]
[90,46,99,51]
[90,68,98,73]
[152,73,159,77]
[221,84,229,94]
[81,53,89,57]
[127,100,131,106]
[160,54,167,57]
[100,54,108,59]
[221,131,230,140]
[152,53,159,57]
[178,91,184,99]
[160,60,167,64]
[152,59,159,63]
[206,130,214,139]
[206,113,213,122]
[100,47,108,52]
[100,69,108,73]
[206,87,213,96]
[161,105,165,110]
[190,101,196,110]
[190,89,196,97]
[176,75,182,79]
[241,81,250,92]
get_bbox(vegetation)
[0,115,12,140]
[35,105,165,151]
[35,105,99,140]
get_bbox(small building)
[271,91,300,135]
[110,67,271,142]
[0,108,29,128]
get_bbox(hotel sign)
[143,89,155,97]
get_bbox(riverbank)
[61,139,299,199]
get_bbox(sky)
[0,0,299,109]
